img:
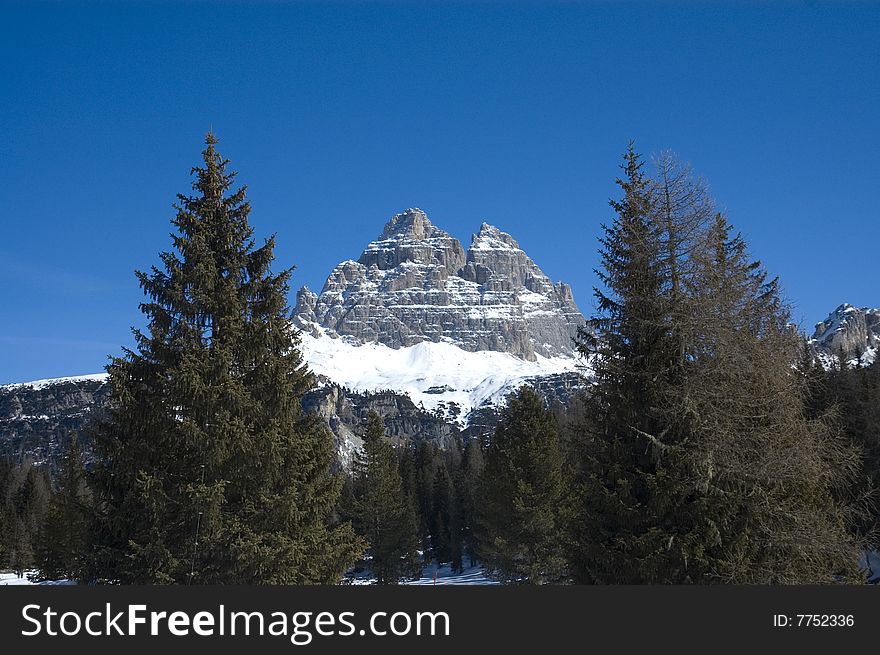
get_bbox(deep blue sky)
[2,1,878,383]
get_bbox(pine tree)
[0,462,50,575]
[0,459,11,568]
[477,386,570,584]
[571,145,697,583]
[458,439,484,568]
[414,440,437,561]
[88,134,362,584]
[397,443,419,519]
[430,462,453,566]
[351,412,419,584]
[857,359,880,544]
[36,436,90,580]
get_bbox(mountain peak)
[380,208,436,240]
[471,223,521,251]
[811,303,880,367]
[294,208,585,360]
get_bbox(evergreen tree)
[571,145,698,583]
[477,386,570,584]
[397,443,419,521]
[0,461,50,575]
[0,460,11,567]
[857,359,880,544]
[36,436,91,580]
[414,440,437,561]
[458,438,484,568]
[88,134,362,584]
[351,413,419,584]
[430,462,454,566]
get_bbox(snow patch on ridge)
[299,328,583,425]
[3,332,587,428]
[1,373,109,391]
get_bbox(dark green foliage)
[4,140,870,586]
[350,413,419,584]
[36,436,91,580]
[88,134,362,584]
[571,147,861,584]
[571,146,699,583]
[414,440,438,561]
[457,439,484,567]
[477,386,570,584]
[0,460,51,574]
[430,462,454,566]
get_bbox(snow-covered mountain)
[289,207,590,430]
[300,326,582,427]
[810,303,880,367]
[293,208,586,360]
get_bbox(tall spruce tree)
[477,386,569,584]
[397,443,420,529]
[571,145,699,583]
[351,413,419,584]
[89,134,361,584]
[0,460,12,568]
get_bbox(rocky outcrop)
[810,304,880,366]
[0,377,110,470]
[0,375,465,473]
[293,208,586,360]
[302,385,461,470]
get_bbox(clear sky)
[1,1,878,384]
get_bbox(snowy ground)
[6,557,878,585]
[347,563,500,586]
[0,571,73,586]
[403,563,500,585]
[1,565,497,586]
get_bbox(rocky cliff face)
[0,376,110,470]
[810,304,880,366]
[2,375,562,473]
[293,208,586,360]
[301,385,463,470]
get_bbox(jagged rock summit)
[293,208,585,360]
[810,303,880,367]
